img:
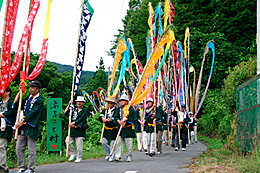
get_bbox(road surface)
[11,141,207,173]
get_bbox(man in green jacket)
[114,94,137,162]
[99,97,118,162]
[135,101,145,152]
[14,80,44,173]
[155,104,163,154]
[64,96,88,163]
[0,88,15,173]
[144,98,156,156]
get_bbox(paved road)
[11,141,207,173]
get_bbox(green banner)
[47,98,62,152]
[0,0,3,13]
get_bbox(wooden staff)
[140,109,144,150]
[154,112,157,154]
[188,128,191,145]
[66,1,84,158]
[177,111,181,146]
[167,112,170,144]
[110,123,122,156]
[99,107,108,143]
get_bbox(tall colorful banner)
[0,0,20,96]
[26,0,52,80]
[73,0,94,100]
[7,0,40,93]
[47,98,62,152]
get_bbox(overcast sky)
[0,0,130,72]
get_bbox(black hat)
[29,80,41,89]
[181,103,186,108]
[6,87,12,93]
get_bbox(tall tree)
[96,57,105,71]
[109,0,256,88]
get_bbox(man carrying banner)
[99,97,118,162]
[64,96,88,163]
[0,88,15,173]
[175,104,190,151]
[144,98,156,156]
[162,108,170,145]
[188,112,198,144]
[14,80,44,173]
[155,104,163,154]
[114,94,137,162]
[171,107,178,148]
[135,101,146,152]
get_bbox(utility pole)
[256,0,260,75]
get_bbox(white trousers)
[115,137,133,159]
[147,132,155,154]
[136,132,142,150]
[142,131,148,150]
[65,136,85,159]
[194,126,198,142]
[0,138,7,170]
[190,131,195,144]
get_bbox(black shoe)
[0,168,9,173]
[195,141,198,143]
[171,144,175,147]
[148,153,154,157]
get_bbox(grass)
[190,135,260,173]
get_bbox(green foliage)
[96,57,105,71]
[199,57,257,139]
[194,135,260,172]
[223,57,257,113]
[85,69,108,94]
[51,62,95,85]
[85,113,103,146]
[109,0,256,89]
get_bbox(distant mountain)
[51,62,95,85]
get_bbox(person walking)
[64,96,88,163]
[114,94,137,162]
[0,88,15,173]
[14,80,44,173]
[99,97,118,162]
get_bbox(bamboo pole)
[177,111,181,146]
[188,128,190,145]
[154,114,157,154]
[99,107,108,143]
[167,113,170,144]
[14,0,32,140]
[140,109,144,150]
[66,1,84,158]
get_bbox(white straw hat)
[75,96,85,102]
[146,98,154,103]
[119,94,129,102]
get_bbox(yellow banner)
[43,0,52,39]
[107,38,127,97]
[130,30,172,106]
[184,27,190,59]
[164,0,169,31]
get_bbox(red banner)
[0,0,20,96]
[7,0,40,89]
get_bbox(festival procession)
[5,0,257,172]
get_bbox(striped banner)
[73,0,94,100]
